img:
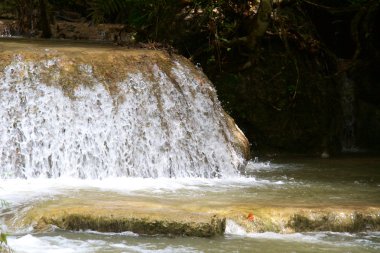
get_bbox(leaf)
[0,232,7,245]
[219,38,230,43]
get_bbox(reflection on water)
[245,155,380,207]
[2,156,380,252]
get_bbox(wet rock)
[288,212,380,233]
[29,205,225,237]
[223,111,251,160]
[15,193,380,236]
[232,207,380,233]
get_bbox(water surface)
[1,156,379,252]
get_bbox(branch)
[246,0,273,50]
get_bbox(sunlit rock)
[22,197,226,237]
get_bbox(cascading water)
[0,44,247,179]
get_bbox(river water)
[1,156,379,253]
[0,39,379,252]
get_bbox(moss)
[0,39,220,112]
[224,207,380,233]
[22,196,226,238]
[0,39,176,102]
[0,53,13,78]
[36,211,225,237]
[15,194,380,236]
[288,211,380,232]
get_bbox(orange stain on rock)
[247,212,254,221]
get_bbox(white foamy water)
[225,220,380,250]
[0,176,279,206]
[0,55,245,179]
[7,233,201,253]
[225,219,326,243]
[7,234,93,253]
[244,158,284,172]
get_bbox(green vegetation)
[0,233,12,253]
[0,200,11,253]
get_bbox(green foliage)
[0,232,7,245]
[88,0,127,23]
[87,0,182,40]
[0,200,11,252]
[0,0,17,17]
[87,0,164,24]
[0,204,12,253]
[0,235,12,253]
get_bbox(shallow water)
[6,230,380,253]
[245,155,380,208]
[1,156,380,252]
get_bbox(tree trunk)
[246,0,273,50]
[39,0,51,38]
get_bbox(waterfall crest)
[0,43,247,178]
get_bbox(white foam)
[108,244,199,253]
[245,159,283,171]
[78,230,139,237]
[7,234,93,253]
[224,219,247,236]
[245,231,326,243]
[7,234,200,253]
[0,176,283,207]
[225,220,324,243]
[225,220,380,249]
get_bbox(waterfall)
[0,47,247,179]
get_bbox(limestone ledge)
[25,202,226,238]
[19,197,380,237]
[36,212,225,238]
[229,206,380,233]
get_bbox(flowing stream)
[1,158,379,253]
[0,40,379,252]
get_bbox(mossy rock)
[22,197,226,238]
[14,195,380,235]
[233,207,380,233]
[36,212,225,237]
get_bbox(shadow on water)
[245,154,380,208]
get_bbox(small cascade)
[340,73,357,152]
[0,49,247,179]
[224,219,247,236]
